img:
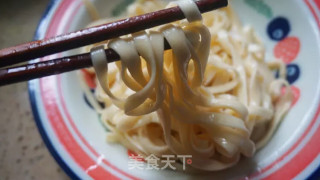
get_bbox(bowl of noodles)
[29,0,320,179]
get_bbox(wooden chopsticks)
[0,0,228,86]
[0,42,172,86]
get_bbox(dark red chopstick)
[0,49,116,86]
[0,42,172,86]
[0,0,227,67]
[0,0,228,86]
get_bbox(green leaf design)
[98,114,110,132]
[112,0,135,17]
[244,0,273,19]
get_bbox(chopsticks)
[0,42,172,86]
[0,0,228,86]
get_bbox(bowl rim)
[29,0,80,179]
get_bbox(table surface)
[0,0,69,179]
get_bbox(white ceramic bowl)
[29,0,320,179]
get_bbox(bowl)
[29,0,320,179]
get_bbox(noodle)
[82,0,293,171]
